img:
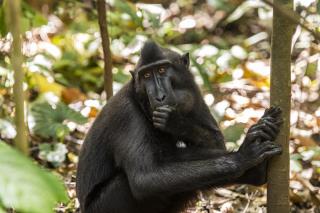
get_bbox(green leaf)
[21,17,31,33]
[0,206,5,213]
[223,123,246,142]
[33,13,47,27]
[0,142,68,213]
[21,1,47,29]
[31,102,87,139]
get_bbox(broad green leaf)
[0,142,68,213]
[0,206,5,213]
[31,101,87,139]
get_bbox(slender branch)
[6,0,29,155]
[97,0,113,99]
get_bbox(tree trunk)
[6,0,29,155]
[97,0,113,100]
[267,0,294,212]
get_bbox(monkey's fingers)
[245,130,272,144]
[153,122,165,130]
[263,120,280,133]
[156,105,174,113]
[153,111,169,119]
[267,107,282,118]
[259,143,283,160]
[249,123,278,139]
[258,116,276,124]
[259,115,283,128]
[258,118,281,130]
[152,117,166,124]
[262,106,282,119]
[262,106,275,117]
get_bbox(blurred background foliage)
[0,0,320,212]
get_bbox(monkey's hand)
[152,105,175,131]
[242,106,282,146]
[239,139,282,168]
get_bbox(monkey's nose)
[156,94,166,102]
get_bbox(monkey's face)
[132,41,192,119]
[137,64,178,112]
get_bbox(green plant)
[0,141,68,213]
[31,102,87,140]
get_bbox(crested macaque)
[76,41,282,213]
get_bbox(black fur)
[76,41,282,213]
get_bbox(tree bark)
[267,0,294,212]
[6,0,29,155]
[97,0,113,100]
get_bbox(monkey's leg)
[84,174,139,213]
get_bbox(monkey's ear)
[130,71,135,82]
[130,70,134,78]
[181,52,190,68]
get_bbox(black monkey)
[76,41,282,213]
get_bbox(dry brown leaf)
[61,88,86,104]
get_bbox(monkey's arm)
[121,135,281,200]
[164,107,283,186]
[168,145,271,186]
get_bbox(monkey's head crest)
[133,41,187,75]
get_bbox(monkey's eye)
[158,67,166,74]
[144,72,151,79]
